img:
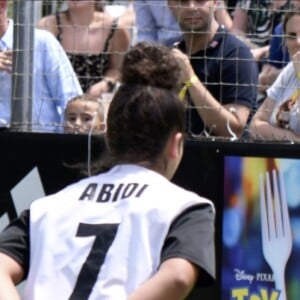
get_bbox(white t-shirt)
[267,62,300,134]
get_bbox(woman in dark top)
[38,0,130,96]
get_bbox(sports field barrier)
[0,132,299,299]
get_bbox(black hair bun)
[121,42,181,91]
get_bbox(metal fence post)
[10,0,34,132]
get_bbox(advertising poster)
[222,156,300,300]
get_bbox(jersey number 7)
[69,222,119,299]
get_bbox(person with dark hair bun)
[0,42,215,300]
[104,42,184,170]
[121,42,181,89]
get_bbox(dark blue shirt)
[176,26,258,136]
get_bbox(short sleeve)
[221,41,258,109]
[0,210,30,277]
[161,204,215,287]
[267,61,295,103]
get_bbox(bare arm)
[258,64,282,94]
[0,253,24,300]
[171,48,250,138]
[187,78,250,137]
[88,23,130,96]
[105,22,131,81]
[231,6,248,35]
[36,15,57,36]
[118,3,136,39]
[251,45,270,61]
[231,6,259,49]
[127,258,199,300]
[215,1,233,30]
[249,97,300,141]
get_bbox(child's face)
[64,100,104,134]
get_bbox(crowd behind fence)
[1,0,299,143]
[2,2,300,298]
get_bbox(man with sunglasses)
[169,0,258,138]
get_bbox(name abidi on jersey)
[78,183,149,203]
